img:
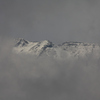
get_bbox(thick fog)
[0,37,100,100]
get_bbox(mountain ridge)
[13,38,100,58]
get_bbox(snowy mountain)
[13,38,100,59]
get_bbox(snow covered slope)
[14,38,53,56]
[13,38,100,59]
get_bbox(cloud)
[0,37,100,100]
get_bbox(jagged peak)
[39,40,54,47]
[61,41,97,47]
[62,41,82,45]
[15,38,99,47]
[16,38,28,42]
[15,38,29,47]
[14,39,54,49]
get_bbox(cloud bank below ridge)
[0,38,100,100]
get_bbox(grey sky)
[0,0,100,44]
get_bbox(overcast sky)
[0,0,100,44]
[1,1,100,99]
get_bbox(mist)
[0,37,100,100]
